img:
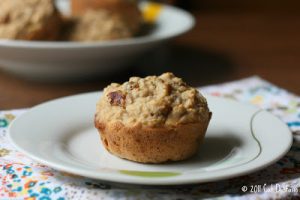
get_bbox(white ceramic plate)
[8,92,292,185]
[0,1,194,81]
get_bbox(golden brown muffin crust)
[95,119,210,163]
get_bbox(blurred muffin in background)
[0,0,62,41]
[69,10,140,41]
[70,0,143,41]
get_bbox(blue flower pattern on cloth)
[0,76,299,200]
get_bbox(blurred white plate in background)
[0,1,195,81]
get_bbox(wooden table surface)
[1,11,299,109]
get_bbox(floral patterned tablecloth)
[1,76,300,200]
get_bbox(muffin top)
[0,0,59,40]
[96,72,210,127]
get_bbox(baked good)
[69,9,137,41]
[71,0,142,37]
[69,0,143,41]
[95,72,212,163]
[71,0,142,30]
[0,0,62,41]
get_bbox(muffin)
[95,73,212,163]
[71,0,142,32]
[69,9,138,41]
[0,0,62,41]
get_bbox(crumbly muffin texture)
[0,0,61,40]
[96,72,210,127]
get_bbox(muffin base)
[95,116,211,163]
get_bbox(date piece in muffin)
[0,0,62,41]
[95,72,212,163]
